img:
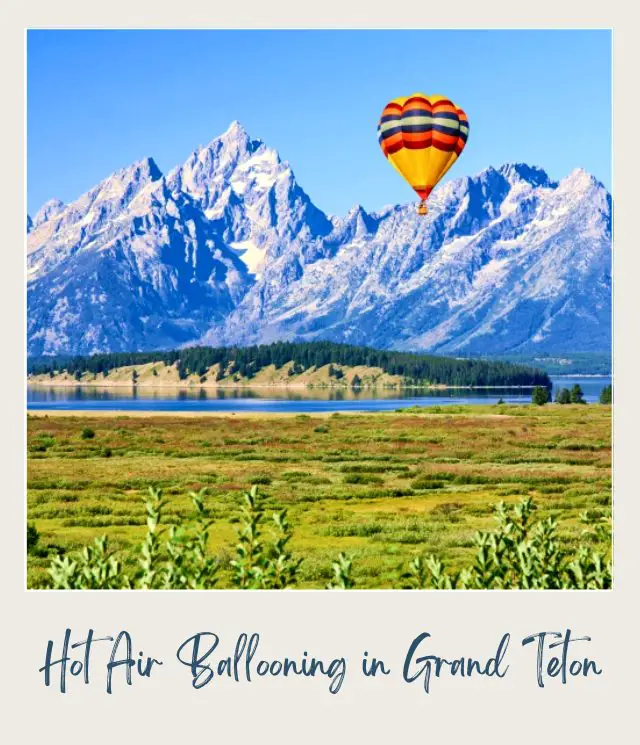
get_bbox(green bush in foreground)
[401,498,611,589]
[41,490,611,590]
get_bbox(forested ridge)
[27,341,551,387]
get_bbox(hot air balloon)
[377,93,469,215]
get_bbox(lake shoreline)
[27,376,611,413]
[28,408,521,419]
[27,381,542,391]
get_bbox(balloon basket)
[417,201,427,216]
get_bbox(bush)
[41,492,611,591]
[249,475,272,485]
[401,498,611,589]
[555,388,571,404]
[327,553,355,589]
[46,487,301,590]
[81,427,96,440]
[343,473,383,485]
[411,477,445,490]
[532,386,550,405]
[27,523,40,554]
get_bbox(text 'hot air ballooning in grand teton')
[377,93,469,214]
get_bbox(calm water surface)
[27,376,612,413]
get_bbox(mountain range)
[27,121,612,357]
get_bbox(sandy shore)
[27,407,522,420]
[27,409,351,418]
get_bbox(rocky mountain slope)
[28,122,611,356]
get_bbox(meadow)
[26,404,612,588]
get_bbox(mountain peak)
[561,167,602,191]
[497,162,554,188]
[32,197,66,228]
[204,120,258,154]
[126,156,163,182]
[225,120,247,137]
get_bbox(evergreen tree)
[570,384,586,404]
[555,388,571,404]
[599,384,612,404]
[532,386,550,405]
[28,341,552,389]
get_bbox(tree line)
[531,383,612,406]
[27,341,551,388]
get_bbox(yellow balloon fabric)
[378,93,469,207]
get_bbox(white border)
[3,3,639,742]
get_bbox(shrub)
[401,497,611,589]
[46,487,302,590]
[81,427,96,440]
[249,474,272,485]
[411,477,445,490]
[230,486,302,589]
[27,523,40,554]
[327,553,355,589]
[41,492,611,591]
[343,473,384,485]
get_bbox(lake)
[26,375,611,413]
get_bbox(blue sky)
[27,29,611,216]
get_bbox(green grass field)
[26,404,611,588]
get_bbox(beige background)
[2,3,638,742]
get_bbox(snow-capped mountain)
[27,153,251,355]
[27,122,611,357]
[166,121,333,279]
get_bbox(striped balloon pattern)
[378,93,469,208]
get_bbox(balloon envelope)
[378,93,469,207]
